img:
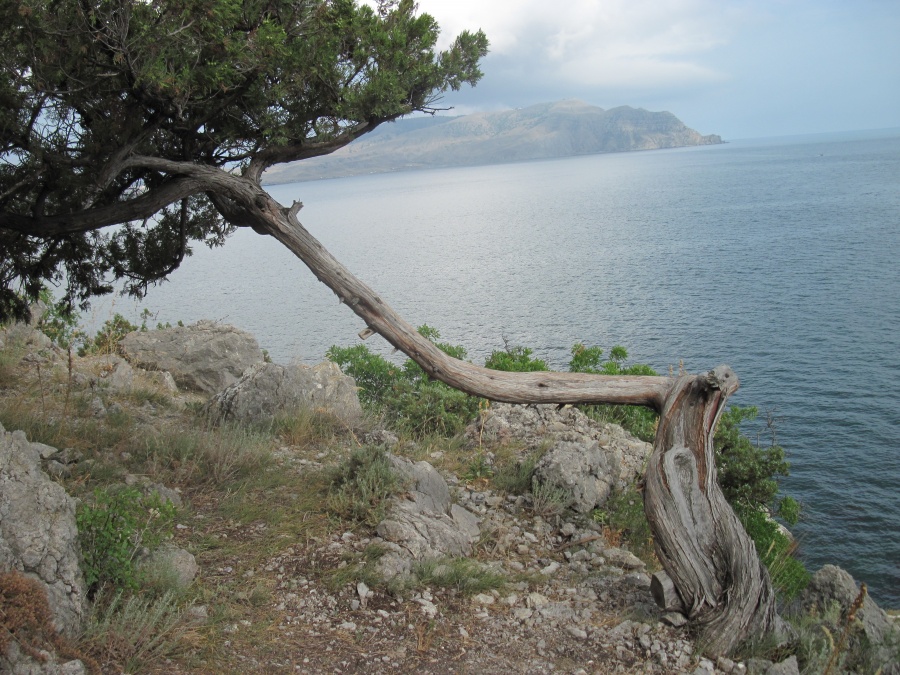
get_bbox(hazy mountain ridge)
[264,100,723,183]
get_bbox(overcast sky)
[413,0,900,139]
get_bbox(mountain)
[263,100,723,184]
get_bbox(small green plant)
[593,484,658,566]
[76,487,176,596]
[79,589,190,673]
[529,477,568,518]
[491,449,542,495]
[326,446,404,527]
[412,557,506,595]
[80,313,138,356]
[462,453,494,482]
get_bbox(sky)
[410,0,900,140]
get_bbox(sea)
[104,128,900,607]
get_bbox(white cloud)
[418,0,742,89]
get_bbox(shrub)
[326,446,404,527]
[328,325,480,437]
[80,313,138,356]
[484,341,548,372]
[568,343,660,442]
[76,487,176,596]
[714,405,795,523]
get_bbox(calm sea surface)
[116,130,900,606]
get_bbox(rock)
[466,403,652,494]
[138,545,197,591]
[119,321,263,394]
[375,457,480,565]
[603,547,646,571]
[799,565,900,674]
[765,655,799,675]
[205,361,361,426]
[0,424,87,636]
[534,439,618,512]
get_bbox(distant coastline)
[263,100,723,184]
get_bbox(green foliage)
[462,453,494,482]
[36,287,85,350]
[741,510,810,600]
[529,477,569,518]
[76,487,176,596]
[328,325,480,437]
[412,558,506,595]
[79,313,139,356]
[714,406,793,520]
[326,446,404,527]
[491,449,542,495]
[568,343,660,442]
[1,0,488,322]
[484,342,548,372]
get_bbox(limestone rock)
[204,361,361,425]
[138,545,198,591]
[467,403,651,492]
[119,321,263,394]
[375,456,480,573]
[0,423,86,636]
[534,439,618,513]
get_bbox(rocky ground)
[2,316,895,674]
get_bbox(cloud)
[420,0,741,92]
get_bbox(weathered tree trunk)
[645,367,783,656]
[246,191,780,656]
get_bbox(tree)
[0,0,782,656]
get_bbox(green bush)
[484,342,548,372]
[328,325,481,437]
[80,313,139,356]
[567,343,660,442]
[714,405,795,523]
[77,487,176,596]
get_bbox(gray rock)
[0,424,87,636]
[467,403,652,493]
[205,361,361,425]
[138,545,198,590]
[799,565,900,674]
[119,321,263,394]
[375,456,480,564]
[0,642,87,675]
[534,439,618,512]
[765,655,799,675]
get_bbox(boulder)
[534,439,618,513]
[466,403,653,492]
[374,456,480,579]
[205,361,362,425]
[118,321,263,394]
[0,424,86,637]
[799,565,899,674]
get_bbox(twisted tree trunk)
[644,368,783,656]
[239,186,780,655]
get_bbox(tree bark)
[644,367,783,656]
[241,187,779,656]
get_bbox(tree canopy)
[0,0,488,321]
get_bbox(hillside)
[263,100,723,184]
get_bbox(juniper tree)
[0,0,785,656]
